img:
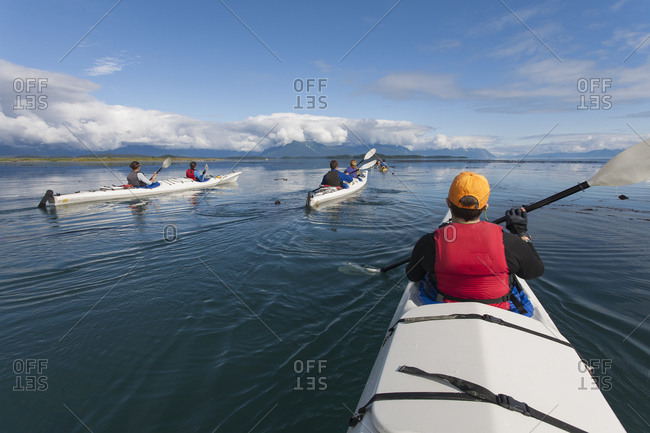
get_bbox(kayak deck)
[307,170,368,208]
[349,281,626,433]
[40,171,241,206]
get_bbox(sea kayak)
[348,211,626,433]
[306,171,369,209]
[38,171,241,207]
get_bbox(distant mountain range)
[0,140,618,160]
[0,140,495,159]
[528,149,619,160]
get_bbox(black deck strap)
[349,392,480,427]
[393,313,573,348]
[436,289,511,304]
[398,366,588,433]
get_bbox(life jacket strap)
[436,288,511,304]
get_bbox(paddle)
[362,148,376,162]
[152,157,172,180]
[378,141,650,273]
[203,164,208,176]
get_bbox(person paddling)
[186,161,207,182]
[345,160,360,179]
[127,161,157,187]
[405,171,544,316]
[321,160,353,188]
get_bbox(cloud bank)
[0,59,644,156]
[0,59,495,153]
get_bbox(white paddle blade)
[588,141,650,186]
[161,157,172,169]
[359,160,376,170]
[363,148,376,161]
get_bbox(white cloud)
[313,60,331,73]
[522,132,640,154]
[366,56,650,110]
[365,72,463,100]
[610,0,629,12]
[84,54,140,77]
[604,29,650,53]
[0,59,480,153]
[85,57,124,76]
[419,39,462,52]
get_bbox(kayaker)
[345,160,360,179]
[405,171,544,316]
[321,160,353,188]
[186,162,207,182]
[127,161,157,187]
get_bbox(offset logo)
[293,359,327,391]
[577,78,612,110]
[13,359,48,391]
[163,224,177,243]
[293,78,327,110]
[13,78,48,110]
[578,359,613,391]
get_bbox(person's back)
[406,171,543,316]
[127,161,155,187]
[322,160,353,187]
[186,161,206,181]
[345,160,359,179]
[324,170,341,187]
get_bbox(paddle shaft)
[380,181,591,273]
[150,168,161,181]
[491,181,590,224]
[152,158,171,179]
[380,258,410,273]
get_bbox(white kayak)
[306,171,369,209]
[348,211,626,433]
[39,171,241,207]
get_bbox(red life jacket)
[186,169,196,180]
[434,222,510,310]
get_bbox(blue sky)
[1,0,649,155]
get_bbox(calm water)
[1,159,649,432]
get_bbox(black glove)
[505,207,528,237]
